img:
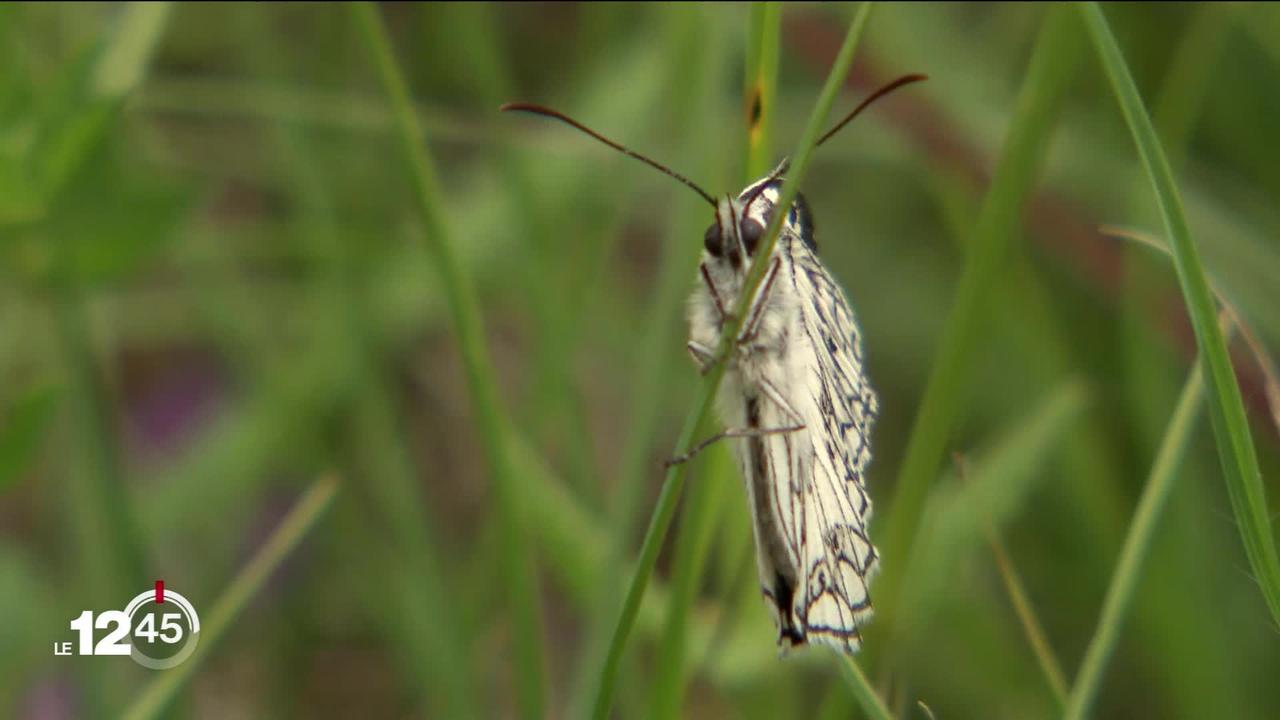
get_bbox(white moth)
[685,161,878,654]
[502,73,922,656]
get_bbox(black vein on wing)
[781,229,878,642]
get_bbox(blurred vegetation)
[1,3,1278,718]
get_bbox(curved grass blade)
[350,4,548,718]
[1103,226,1280,437]
[871,4,1082,650]
[1081,1,1280,628]
[122,474,340,720]
[589,4,874,718]
[1064,354,1209,719]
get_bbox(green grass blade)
[646,9,783,714]
[35,2,173,202]
[876,381,1087,715]
[122,474,340,720]
[839,656,894,720]
[90,2,172,99]
[0,383,59,492]
[873,2,1082,650]
[1064,357,1207,719]
[565,9,725,717]
[37,8,173,712]
[985,527,1069,706]
[649,449,732,720]
[589,5,874,717]
[234,8,477,714]
[900,382,1089,634]
[51,0,175,589]
[350,4,547,718]
[1081,1,1280,628]
[444,3,598,500]
[743,2,782,180]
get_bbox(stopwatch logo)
[57,580,201,670]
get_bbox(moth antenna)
[816,73,928,148]
[501,102,717,208]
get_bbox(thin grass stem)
[645,9,783,713]
[350,4,547,717]
[649,449,732,720]
[122,474,340,720]
[985,527,1069,706]
[1064,356,1208,719]
[839,656,894,720]
[872,1,1082,660]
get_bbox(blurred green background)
[2,2,1278,718]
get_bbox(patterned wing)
[785,238,879,653]
[735,393,809,651]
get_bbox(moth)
[502,73,924,655]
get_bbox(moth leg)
[686,340,718,375]
[700,262,729,323]
[758,376,806,428]
[738,257,782,346]
[665,424,806,468]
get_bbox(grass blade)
[985,527,1069,706]
[647,9,783,715]
[564,9,725,717]
[230,10,477,712]
[0,384,59,492]
[1103,225,1280,438]
[589,4,874,717]
[1064,356,1208,719]
[445,3,600,500]
[839,656,894,720]
[38,7,173,712]
[743,2,782,180]
[1081,1,1280,628]
[51,0,175,588]
[350,4,548,718]
[900,382,1089,634]
[90,2,172,99]
[122,474,340,720]
[648,449,732,720]
[873,2,1082,651]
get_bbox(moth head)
[703,162,816,268]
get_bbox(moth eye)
[740,217,764,255]
[703,222,723,257]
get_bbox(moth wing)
[729,388,809,651]
[788,247,879,654]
